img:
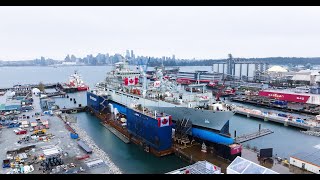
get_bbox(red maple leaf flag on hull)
[124,77,139,86]
[157,115,172,127]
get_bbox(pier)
[230,97,319,116]
[0,83,58,92]
[41,91,66,98]
[59,106,87,114]
[235,107,313,130]
[235,129,274,143]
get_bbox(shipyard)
[1,55,320,174]
[1,6,320,175]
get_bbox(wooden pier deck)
[234,129,274,143]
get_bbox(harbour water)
[1,66,319,173]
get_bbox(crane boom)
[216,78,226,101]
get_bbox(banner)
[157,115,172,127]
[124,77,139,86]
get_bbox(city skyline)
[1,6,320,61]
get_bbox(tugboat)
[67,71,89,91]
[58,71,89,93]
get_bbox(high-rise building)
[172,54,176,60]
[126,50,130,59]
[70,55,77,62]
[131,50,135,59]
[105,53,110,64]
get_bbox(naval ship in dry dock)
[87,59,235,135]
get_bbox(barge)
[87,101,174,157]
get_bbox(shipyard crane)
[137,58,150,98]
[215,78,227,101]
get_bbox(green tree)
[305,63,312,69]
[38,82,45,92]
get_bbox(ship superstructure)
[89,59,235,135]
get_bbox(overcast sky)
[1,6,320,61]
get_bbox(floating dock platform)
[235,129,274,143]
[87,106,174,157]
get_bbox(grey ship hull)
[108,90,234,131]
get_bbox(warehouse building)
[290,150,320,174]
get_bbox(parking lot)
[0,94,110,174]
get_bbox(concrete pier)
[235,107,313,130]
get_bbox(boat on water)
[87,59,235,135]
[66,71,89,91]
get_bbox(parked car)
[13,128,27,135]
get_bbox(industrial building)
[0,91,22,112]
[290,150,320,174]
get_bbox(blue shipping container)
[70,133,79,139]
[278,113,288,118]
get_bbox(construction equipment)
[215,78,226,101]
[33,129,46,135]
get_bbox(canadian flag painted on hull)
[124,77,139,86]
[157,116,172,127]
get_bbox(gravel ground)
[0,93,119,174]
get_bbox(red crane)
[216,78,226,101]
